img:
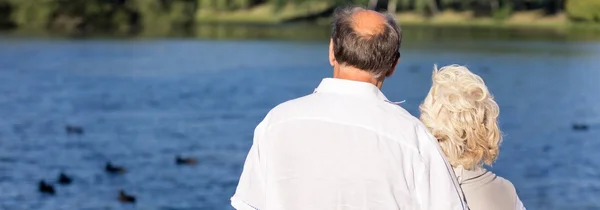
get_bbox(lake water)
[0,25,599,210]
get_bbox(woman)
[419,65,526,210]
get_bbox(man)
[231,6,467,210]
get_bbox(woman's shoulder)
[493,174,518,194]
[493,175,526,209]
[461,169,522,210]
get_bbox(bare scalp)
[351,10,387,37]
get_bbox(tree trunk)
[556,0,563,13]
[388,0,398,13]
[368,0,378,10]
[428,0,439,16]
[490,0,499,13]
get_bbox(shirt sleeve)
[231,117,269,210]
[414,125,469,210]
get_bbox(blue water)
[0,37,599,210]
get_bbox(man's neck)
[334,66,383,88]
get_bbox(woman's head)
[419,65,501,170]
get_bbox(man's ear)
[386,57,400,77]
[329,39,335,66]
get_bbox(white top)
[231,78,468,210]
[454,166,526,210]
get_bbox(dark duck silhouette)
[38,180,55,195]
[118,190,136,203]
[572,123,589,131]
[57,172,72,185]
[105,162,126,174]
[65,125,84,135]
[175,155,198,166]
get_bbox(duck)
[38,180,55,195]
[105,162,126,174]
[118,190,136,203]
[175,155,198,166]
[57,172,72,185]
[65,125,84,135]
[572,123,589,131]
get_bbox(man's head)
[329,6,402,85]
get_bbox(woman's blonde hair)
[419,65,501,170]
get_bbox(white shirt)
[232,78,468,210]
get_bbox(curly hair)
[419,65,502,170]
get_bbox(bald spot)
[351,10,387,37]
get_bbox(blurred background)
[0,0,599,210]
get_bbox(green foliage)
[0,0,200,33]
[131,0,168,31]
[566,0,600,22]
[9,0,54,29]
[271,0,287,11]
[493,4,513,21]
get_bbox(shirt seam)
[231,196,260,210]
[414,166,428,210]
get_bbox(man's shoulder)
[269,94,318,115]
[269,94,423,125]
[384,102,423,124]
[272,95,427,137]
[259,94,320,125]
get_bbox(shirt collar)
[314,78,390,102]
[453,166,488,185]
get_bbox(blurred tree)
[9,0,55,30]
[566,0,600,22]
[429,0,440,15]
[388,0,397,13]
[395,0,411,11]
[368,0,378,9]
[0,0,16,29]
[547,0,563,14]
